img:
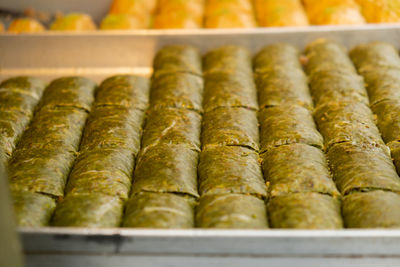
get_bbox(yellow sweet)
[100,14,148,29]
[50,13,96,31]
[109,0,157,16]
[303,0,365,25]
[356,0,400,23]
[254,0,309,27]
[8,18,45,33]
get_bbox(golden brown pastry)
[204,0,256,28]
[109,0,157,15]
[254,0,309,27]
[303,0,366,25]
[100,14,148,29]
[153,0,204,29]
[8,18,46,33]
[50,13,96,31]
[356,0,400,23]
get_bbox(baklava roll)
[268,193,343,229]
[52,193,124,228]
[259,105,323,152]
[196,194,268,228]
[261,143,339,197]
[201,107,259,150]
[141,107,201,151]
[254,44,313,109]
[198,145,267,197]
[96,75,149,110]
[314,102,386,151]
[304,39,358,75]
[132,144,199,198]
[123,192,195,228]
[150,73,203,112]
[343,190,400,228]
[153,45,202,77]
[327,142,400,195]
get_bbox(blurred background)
[0,0,400,33]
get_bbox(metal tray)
[3,25,400,267]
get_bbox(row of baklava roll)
[304,39,400,228]
[349,42,400,227]
[51,76,149,227]
[120,45,204,228]
[254,44,342,229]
[197,46,268,228]
[350,42,400,170]
[119,45,269,229]
[7,77,96,226]
[5,75,150,227]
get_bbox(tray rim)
[20,228,400,257]
[1,23,400,36]
[18,227,400,237]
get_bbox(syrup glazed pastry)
[254,0,309,27]
[204,0,256,28]
[303,0,365,25]
[356,0,400,23]
[153,0,204,29]
[8,18,46,33]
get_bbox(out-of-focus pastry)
[303,0,366,25]
[100,14,148,29]
[50,13,96,31]
[8,18,46,33]
[153,0,204,29]
[109,0,157,15]
[204,0,256,28]
[254,0,309,27]
[356,0,400,23]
